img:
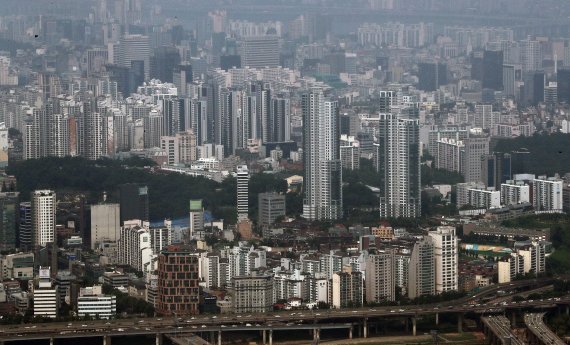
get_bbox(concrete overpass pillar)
[50,338,54,345]
[566,305,569,316]
[363,318,368,338]
[412,317,417,336]
[263,329,267,345]
[349,326,353,339]
[510,312,516,327]
[103,335,111,345]
[218,330,222,345]
[269,329,273,345]
[156,333,162,345]
[435,312,439,326]
[457,314,463,333]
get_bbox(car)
[138,320,145,323]
[237,315,242,318]
[274,315,280,318]
[221,325,226,328]
[81,325,87,327]
[201,325,207,328]
[246,323,252,327]
[399,309,405,312]
[390,310,395,313]
[117,328,124,332]
[211,316,217,319]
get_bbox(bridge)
[524,313,566,345]
[482,315,525,345]
[0,279,567,344]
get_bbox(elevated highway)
[0,279,564,344]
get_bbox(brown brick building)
[156,245,199,316]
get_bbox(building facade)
[156,246,200,316]
[302,88,343,221]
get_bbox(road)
[0,279,561,343]
[482,315,525,345]
[524,313,565,345]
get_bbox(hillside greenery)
[502,214,570,274]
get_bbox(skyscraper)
[376,109,420,218]
[480,152,512,190]
[417,62,447,91]
[236,165,249,221]
[32,190,56,248]
[119,183,149,224]
[117,34,151,79]
[0,192,17,251]
[482,50,504,91]
[302,88,343,221]
[557,68,570,104]
[19,202,32,250]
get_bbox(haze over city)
[0,1,570,345]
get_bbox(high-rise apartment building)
[231,274,274,313]
[236,165,249,221]
[90,203,120,250]
[32,190,56,248]
[156,246,200,316]
[302,88,343,221]
[429,226,458,294]
[365,251,395,303]
[501,180,530,205]
[160,130,197,165]
[376,111,420,218]
[117,220,153,272]
[332,266,363,309]
[533,176,563,212]
[408,237,435,299]
[435,138,464,173]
